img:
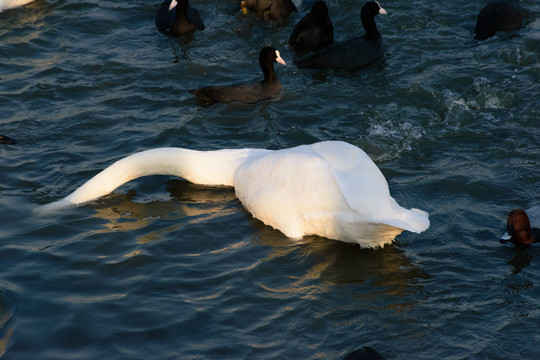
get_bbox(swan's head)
[504,209,535,245]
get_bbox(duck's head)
[504,209,535,245]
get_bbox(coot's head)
[361,1,387,19]
[260,46,286,66]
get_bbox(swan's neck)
[2,0,34,10]
[63,147,268,205]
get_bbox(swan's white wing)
[310,141,392,216]
[311,141,429,233]
[234,147,350,238]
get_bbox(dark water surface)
[1,0,540,359]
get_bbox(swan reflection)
[87,179,430,308]
[251,221,431,309]
[88,179,237,243]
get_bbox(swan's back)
[234,144,351,239]
[233,141,429,246]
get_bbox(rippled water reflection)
[1,0,539,359]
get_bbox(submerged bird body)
[288,1,334,54]
[41,141,429,248]
[343,347,386,360]
[155,0,204,36]
[475,0,525,40]
[0,134,17,145]
[296,1,386,70]
[189,47,286,105]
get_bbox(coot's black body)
[189,47,286,105]
[295,1,386,70]
[288,1,334,54]
[155,0,204,36]
[475,0,525,40]
[343,347,386,360]
[240,0,297,20]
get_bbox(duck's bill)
[500,232,512,243]
[499,232,512,244]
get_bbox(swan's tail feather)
[389,208,430,234]
[406,208,430,233]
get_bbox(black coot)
[295,1,386,70]
[189,47,286,105]
[240,0,297,20]
[155,0,204,36]
[288,1,334,54]
[343,347,385,360]
[475,0,525,40]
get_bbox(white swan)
[0,0,35,11]
[40,141,429,247]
